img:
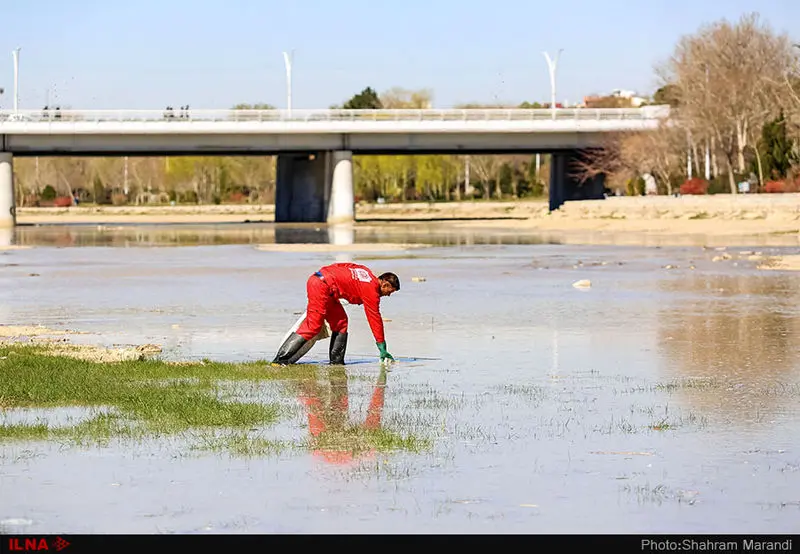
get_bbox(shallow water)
[2,222,800,533]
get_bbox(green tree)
[92,175,110,205]
[343,87,382,109]
[754,112,797,180]
[41,185,57,201]
[527,155,546,196]
[652,84,680,107]
[498,162,514,196]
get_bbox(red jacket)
[318,263,386,343]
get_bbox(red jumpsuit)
[295,263,386,343]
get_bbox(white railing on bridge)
[0,106,670,124]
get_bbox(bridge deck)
[0,107,670,155]
[0,107,670,134]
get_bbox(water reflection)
[657,272,800,424]
[293,365,388,465]
[0,227,14,248]
[11,222,564,248]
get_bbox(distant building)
[609,89,648,107]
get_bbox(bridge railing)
[0,106,670,124]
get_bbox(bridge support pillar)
[548,150,605,212]
[327,151,354,224]
[0,153,16,228]
[275,150,354,223]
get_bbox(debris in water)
[519,504,539,508]
[572,279,591,289]
[411,277,426,282]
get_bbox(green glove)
[377,342,394,361]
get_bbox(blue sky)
[0,0,797,110]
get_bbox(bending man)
[273,263,400,365]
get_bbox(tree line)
[13,88,560,207]
[575,13,800,195]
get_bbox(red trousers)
[296,274,348,340]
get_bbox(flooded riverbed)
[1,222,800,533]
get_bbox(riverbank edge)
[13,196,800,237]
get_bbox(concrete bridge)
[0,106,670,227]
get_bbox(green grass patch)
[0,422,50,441]
[0,344,431,459]
[0,344,307,449]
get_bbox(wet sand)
[1,225,800,533]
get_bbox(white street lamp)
[282,50,294,116]
[12,47,21,113]
[543,49,562,120]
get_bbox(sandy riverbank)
[13,194,800,238]
[0,325,162,362]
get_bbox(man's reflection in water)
[297,365,388,465]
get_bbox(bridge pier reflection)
[0,153,16,228]
[0,226,14,248]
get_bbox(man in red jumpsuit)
[272,263,400,365]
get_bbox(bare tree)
[572,133,637,191]
[658,13,798,193]
[471,155,500,200]
[379,87,433,109]
[573,119,685,195]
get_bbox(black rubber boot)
[329,332,348,365]
[272,332,308,365]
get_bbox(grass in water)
[190,431,295,457]
[0,344,306,447]
[310,427,430,459]
[0,343,430,459]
